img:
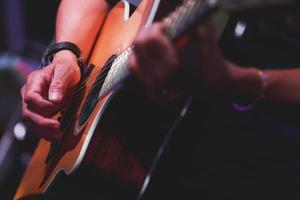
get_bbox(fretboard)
[99,0,299,98]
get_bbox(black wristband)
[41,41,84,73]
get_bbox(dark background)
[0,0,59,199]
[0,0,59,50]
[0,0,59,135]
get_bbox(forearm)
[229,61,300,104]
[263,69,300,103]
[55,0,109,59]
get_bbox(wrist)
[52,50,77,63]
[230,66,270,112]
[229,64,263,95]
[223,60,239,88]
[42,42,85,74]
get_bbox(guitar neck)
[100,0,212,98]
[219,0,299,11]
[162,0,299,41]
[99,0,299,98]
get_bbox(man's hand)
[191,22,234,90]
[21,50,81,140]
[128,22,235,93]
[128,23,180,90]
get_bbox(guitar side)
[13,0,160,199]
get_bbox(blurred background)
[1,0,300,200]
[0,0,59,199]
[0,1,141,199]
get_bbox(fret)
[169,5,188,38]
[166,3,185,37]
[165,0,203,40]
[99,47,133,98]
[165,12,178,38]
[178,1,201,33]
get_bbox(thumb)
[48,64,70,104]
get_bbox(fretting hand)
[128,22,236,94]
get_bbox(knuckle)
[50,81,64,90]
[128,55,137,69]
[151,23,162,33]
[23,93,35,104]
[28,70,40,79]
[135,30,158,46]
[152,24,162,34]
[41,65,54,74]
[40,69,51,78]
[134,36,146,48]
[36,119,48,128]
[134,36,158,51]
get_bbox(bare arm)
[56,0,109,59]
[21,0,109,140]
[230,63,300,104]
[129,22,300,105]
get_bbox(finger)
[24,86,59,116]
[130,23,180,89]
[136,36,178,88]
[25,93,60,117]
[22,102,62,140]
[48,62,78,104]
[25,69,52,97]
[26,122,62,141]
[128,52,159,88]
[132,49,163,88]
[24,70,59,116]
[144,24,178,67]
[195,23,218,56]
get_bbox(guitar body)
[14,0,162,199]
[15,0,295,198]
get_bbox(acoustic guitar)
[14,0,161,199]
[14,0,298,199]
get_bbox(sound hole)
[78,55,117,125]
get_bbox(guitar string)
[72,57,121,93]
[74,0,200,96]
[59,0,206,172]
[48,0,286,103]
[68,0,201,101]
[50,48,130,105]
[60,0,203,142]
[59,0,202,124]
[71,52,130,98]
[52,6,178,104]
[58,0,294,133]
[59,53,132,134]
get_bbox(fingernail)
[49,92,62,102]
